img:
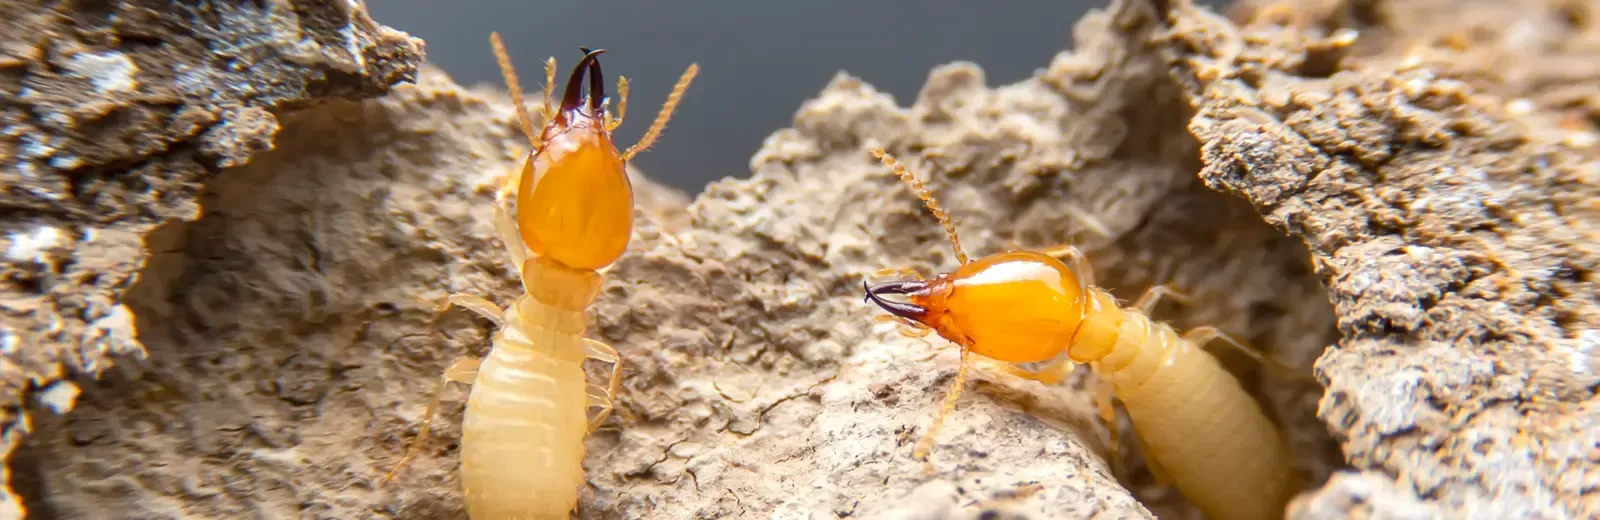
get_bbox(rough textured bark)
[0,2,422,518]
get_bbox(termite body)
[862,148,1298,520]
[383,33,697,519]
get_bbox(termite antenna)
[869,147,969,265]
[867,146,973,462]
[915,348,972,462]
[490,32,540,148]
[560,48,606,115]
[622,62,699,161]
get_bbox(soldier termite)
[380,32,697,519]
[861,147,1301,520]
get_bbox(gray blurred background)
[370,0,1223,193]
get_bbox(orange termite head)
[517,47,634,272]
[863,148,1090,362]
[864,251,1090,364]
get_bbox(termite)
[861,147,1301,520]
[381,32,697,519]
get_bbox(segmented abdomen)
[459,329,588,520]
[1099,308,1297,520]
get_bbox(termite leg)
[491,158,532,268]
[583,383,631,433]
[1035,243,1096,288]
[1062,203,1115,241]
[898,323,933,339]
[873,267,925,281]
[494,156,524,205]
[874,315,934,347]
[913,347,973,462]
[1092,369,1123,477]
[435,293,504,327]
[1181,326,1316,383]
[1132,284,1191,315]
[383,357,482,484]
[494,203,529,269]
[981,355,1073,386]
[493,203,530,270]
[582,338,626,433]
